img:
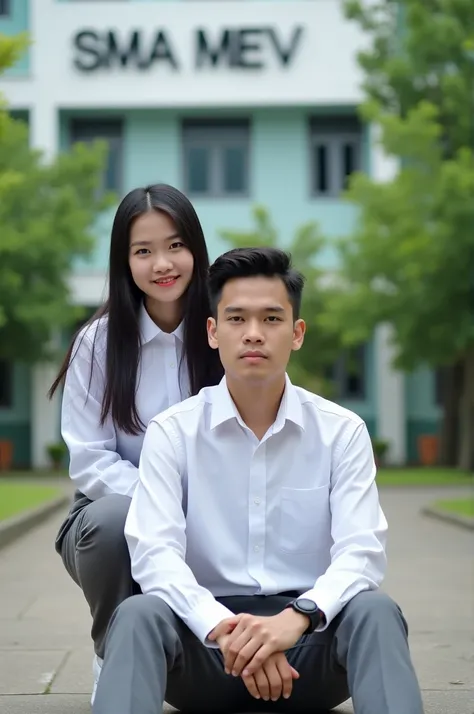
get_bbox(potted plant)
[372,438,389,467]
[46,441,68,470]
[417,434,439,466]
[0,440,13,471]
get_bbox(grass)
[376,468,474,487]
[432,497,474,519]
[0,481,61,521]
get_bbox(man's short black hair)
[208,247,305,319]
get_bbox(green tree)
[0,33,111,361]
[329,0,474,467]
[219,206,343,394]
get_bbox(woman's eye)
[136,248,150,255]
[170,241,185,250]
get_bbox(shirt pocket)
[278,485,329,554]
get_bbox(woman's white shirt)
[61,304,190,501]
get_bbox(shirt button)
[170,363,175,368]
[254,498,261,505]
[254,545,260,552]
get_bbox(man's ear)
[207,316,219,350]
[292,318,306,352]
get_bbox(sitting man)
[93,247,423,714]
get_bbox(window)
[310,116,362,198]
[183,120,250,197]
[0,0,10,17]
[69,118,124,193]
[327,345,366,400]
[0,361,13,408]
[434,369,444,407]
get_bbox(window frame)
[182,119,251,198]
[309,116,362,199]
[329,344,367,401]
[69,117,124,195]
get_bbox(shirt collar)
[209,374,305,432]
[139,303,184,345]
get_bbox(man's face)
[207,275,305,385]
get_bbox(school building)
[0,0,441,469]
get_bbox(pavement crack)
[41,650,71,695]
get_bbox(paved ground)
[0,487,473,714]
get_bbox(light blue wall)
[405,367,439,420]
[0,0,30,76]
[404,367,441,462]
[61,107,362,270]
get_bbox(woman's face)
[128,210,194,309]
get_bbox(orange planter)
[417,434,439,466]
[0,440,13,471]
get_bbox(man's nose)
[244,322,264,343]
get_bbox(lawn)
[0,482,61,521]
[376,468,473,487]
[432,498,474,518]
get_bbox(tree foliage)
[219,206,343,394]
[331,0,474,466]
[0,33,111,361]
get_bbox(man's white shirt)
[125,375,388,645]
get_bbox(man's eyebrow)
[223,305,285,313]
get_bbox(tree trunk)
[438,362,463,466]
[457,349,474,472]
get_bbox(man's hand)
[209,607,309,677]
[242,652,299,701]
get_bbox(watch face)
[296,598,318,613]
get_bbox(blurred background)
[0,0,473,486]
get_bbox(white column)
[370,124,406,464]
[29,98,61,468]
[31,363,62,468]
[29,101,58,162]
[375,324,406,465]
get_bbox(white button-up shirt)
[61,305,190,501]
[125,375,388,645]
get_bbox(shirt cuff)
[299,587,342,630]
[184,598,236,647]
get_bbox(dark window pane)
[342,346,366,399]
[223,146,246,194]
[104,138,121,192]
[0,0,10,18]
[434,369,444,406]
[342,142,356,189]
[70,120,123,194]
[315,144,328,194]
[186,146,210,194]
[0,361,13,408]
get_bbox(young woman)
[49,184,223,702]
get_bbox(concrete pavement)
[0,487,473,713]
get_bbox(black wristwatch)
[286,598,325,634]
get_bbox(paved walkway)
[0,488,472,713]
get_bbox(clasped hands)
[208,608,310,702]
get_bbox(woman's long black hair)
[49,184,223,434]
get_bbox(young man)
[93,247,423,714]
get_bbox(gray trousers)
[56,492,137,659]
[93,590,424,714]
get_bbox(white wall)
[1,0,368,109]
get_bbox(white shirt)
[61,304,190,500]
[125,375,388,645]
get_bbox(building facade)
[0,0,440,468]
